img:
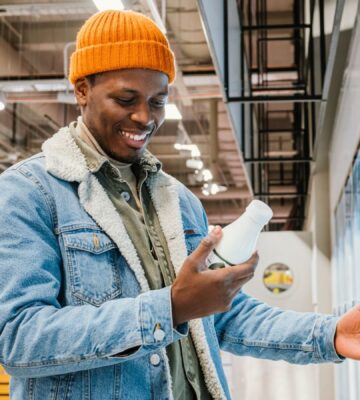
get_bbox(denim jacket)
[0,127,342,399]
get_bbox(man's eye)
[115,98,135,105]
[151,100,166,108]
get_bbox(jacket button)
[150,354,161,366]
[153,328,165,342]
[120,191,131,202]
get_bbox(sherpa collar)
[42,126,227,400]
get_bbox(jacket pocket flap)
[63,231,117,254]
[183,224,201,236]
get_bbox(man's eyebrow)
[117,88,169,96]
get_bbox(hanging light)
[0,92,6,111]
[186,159,204,170]
[191,168,213,184]
[92,0,125,11]
[201,182,227,196]
[201,169,213,182]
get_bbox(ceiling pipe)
[0,3,95,17]
[209,98,219,181]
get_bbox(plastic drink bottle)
[207,200,273,269]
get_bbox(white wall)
[306,5,360,400]
[329,8,360,213]
[328,9,360,395]
[243,231,313,311]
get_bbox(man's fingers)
[186,226,223,270]
[224,253,259,279]
[245,251,259,268]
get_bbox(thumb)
[186,226,223,271]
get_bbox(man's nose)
[130,102,154,126]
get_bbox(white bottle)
[207,200,273,269]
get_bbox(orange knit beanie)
[69,10,175,84]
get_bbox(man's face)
[74,69,169,163]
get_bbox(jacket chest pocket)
[184,228,202,255]
[63,231,122,306]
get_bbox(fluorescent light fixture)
[34,83,68,92]
[201,182,227,196]
[57,92,77,104]
[0,92,6,111]
[92,0,125,11]
[4,86,25,93]
[165,103,182,120]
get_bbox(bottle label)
[206,251,225,270]
[213,249,236,266]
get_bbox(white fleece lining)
[42,128,226,400]
[161,347,174,400]
[43,129,150,293]
[147,175,227,400]
[42,126,89,182]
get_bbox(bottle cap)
[245,200,273,226]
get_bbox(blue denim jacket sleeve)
[0,169,187,378]
[214,290,344,364]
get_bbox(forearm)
[215,291,344,364]
[1,287,188,378]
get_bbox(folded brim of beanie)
[69,40,175,84]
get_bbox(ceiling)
[0,0,312,228]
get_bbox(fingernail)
[210,225,222,236]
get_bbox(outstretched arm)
[214,291,344,365]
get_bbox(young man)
[0,10,358,400]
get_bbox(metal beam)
[313,0,346,164]
[242,24,311,30]
[192,188,250,200]
[254,193,308,198]
[0,78,70,93]
[0,3,95,17]
[244,157,312,164]
[227,95,323,103]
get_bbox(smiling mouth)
[120,130,152,142]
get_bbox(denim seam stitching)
[218,332,313,351]
[17,168,58,231]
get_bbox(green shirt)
[72,129,211,400]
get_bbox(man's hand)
[335,305,360,360]
[171,226,258,326]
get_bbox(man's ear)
[74,78,90,107]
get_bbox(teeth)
[121,131,148,141]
